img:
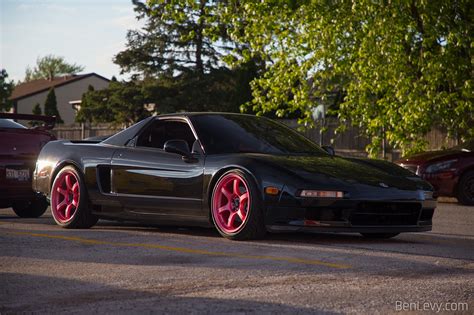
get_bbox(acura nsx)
[33,113,436,240]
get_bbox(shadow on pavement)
[0,273,335,314]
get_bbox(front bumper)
[265,197,435,233]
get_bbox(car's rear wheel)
[12,197,48,218]
[211,170,266,240]
[360,233,400,239]
[457,170,474,205]
[51,166,98,228]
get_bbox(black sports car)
[33,113,436,240]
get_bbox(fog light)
[299,190,344,198]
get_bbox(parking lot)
[1,201,473,314]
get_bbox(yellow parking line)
[8,231,351,269]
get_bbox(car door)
[110,118,204,216]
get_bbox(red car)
[0,113,56,217]
[396,140,474,205]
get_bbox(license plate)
[6,168,30,181]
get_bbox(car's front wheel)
[50,166,98,228]
[12,197,48,218]
[211,170,266,240]
[457,170,474,205]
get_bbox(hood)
[249,154,427,191]
[398,149,463,164]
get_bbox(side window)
[136,120,196,151]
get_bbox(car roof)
[102,113,262,147]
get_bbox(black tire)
[361,233,400,239]
[457,170,474,205]
[12,197,48,218]
[50,166,98,228]
[211,169,266,240]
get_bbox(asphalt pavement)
[1,201,473,314]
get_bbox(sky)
[1,0,143,82]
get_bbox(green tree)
[77,61,260,125]
[224,0,474,156]
[115,0,230,77]
[44,88,63,123]
[83,0,261,122]
[0,69,14,111]
[25,55,84,81]
[32,103,42,115]
[76,80,151,126]
[29,103,43,127]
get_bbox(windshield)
[190,114,327,155]
[0,119,27,129]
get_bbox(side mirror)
[322,145,335,156]
[164,139,191,157]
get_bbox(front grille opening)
[351,202,422,226]
[305,208,350,222]
[420,208,435,221]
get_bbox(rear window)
[0,119,27,129]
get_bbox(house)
[10,73,110,124]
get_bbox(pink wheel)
[212,173,250,233]
[51,169,80,223]
[50,166,98,228]
[211,170,265,240]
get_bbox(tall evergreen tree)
[112,0,261,114]
[29,103,43,127]
[0,69,14,112]
[32,103,42,115]
[77,1,261,124]
[44,88,63,123]
[114,0,229,77]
